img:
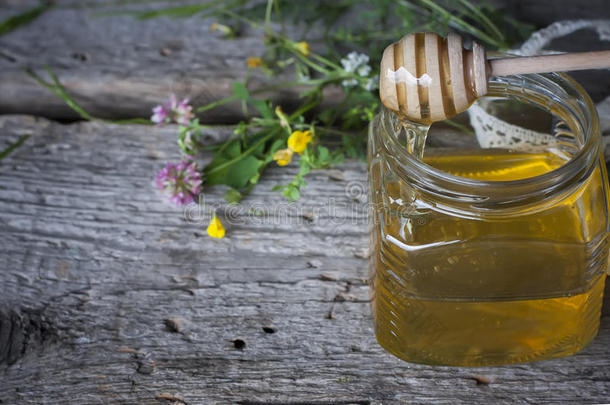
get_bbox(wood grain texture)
[379,43,398,112]
[1,2,610,403]
[489,50,610,77]
[1,1,609,124]
[0,115,610,404]
[447,33,469,114]
[424,32,445,122]
[0,2,341,123]
[379,33,487,123]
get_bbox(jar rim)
[378,72,600,213]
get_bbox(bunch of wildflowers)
[152,97,227,238]
[28,0,532,239]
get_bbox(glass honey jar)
[368,72,609,366]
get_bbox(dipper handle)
[379,32,610,124]
[489,50,610,76]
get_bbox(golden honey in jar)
[368,73,609,366]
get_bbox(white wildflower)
[364,76,379,91]
[340,51,375,90]
[357,64,371,77]
[341,78,359,88]
[341,51,370,74]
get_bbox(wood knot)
[163,317,184,333]
[232,338,246,350]
[71,52,90,62]
[470,375,491,385]
[0,307,56,365]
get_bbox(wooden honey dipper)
[380,32,610,124]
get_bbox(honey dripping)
[380,32,487,160]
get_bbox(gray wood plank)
[0,2,336,123]
[1,2,609,124]
[0,115,609,404]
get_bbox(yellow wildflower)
[287,130,312,154]
[295,41,310,57]
[247,57,263,68]
[207,215,226,238]
[273,148,294,166]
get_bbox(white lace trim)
[468,20,610,149]
[468,102,559,151]
[518,19,610,56]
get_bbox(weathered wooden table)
[1,3,610,404]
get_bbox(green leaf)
[331,151,345,165]
[232,82,250,100]
[317,146,329,163]
[224,188,243,205]
[298,156,311,176]
[224,140,242,159]
[299,165,311,177]
[318,109,335,125]
[250,99,273,119]
[269,139,284,154]
[205,156,263,189]
[284,186,300,201]
[0,2,51,37]
[250,137,268,157]
[249,172,260,185]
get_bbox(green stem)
[92,0,230,20]
[330,30,406,42]
[60,0,196,9]
[309,52,341,70]
[220,8,265,31]
[264,0,273,32]
[214,124,271,157]
[26,67,95,121]
[111,118,153,125]
[28,67,156,125]
[220,8,330,74]
[0,135,30,160]
[205,129,278,175]
[404,0,504,49]
[456,0,505,43]
[292,51,330,74]
[196,94,238,113]
[289,93,322,120]
[443,119,475,135]
[194,75,334,116]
